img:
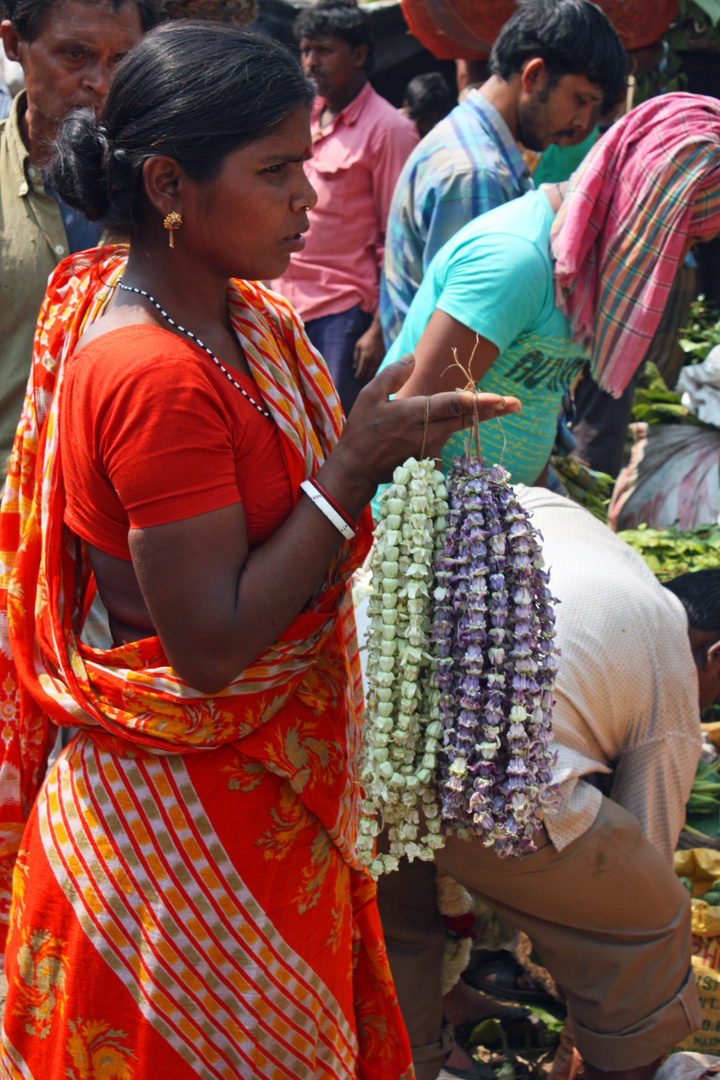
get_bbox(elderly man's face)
[2,0,142,130]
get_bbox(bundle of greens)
[629,298,720,427]
[631,362,704,426]
[687,757,720,820]
[550,455,614,523]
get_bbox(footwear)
[453,1004,535,1050]
[438,1063,495,1080]
[462,949,558,1007]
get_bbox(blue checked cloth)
[380,91,533,345]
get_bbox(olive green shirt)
[0,91,72,461]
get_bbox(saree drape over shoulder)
[0,248,414,1080]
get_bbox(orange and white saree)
[0,249,413,1080]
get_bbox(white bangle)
[300,479,355,540]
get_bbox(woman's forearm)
[129,364,520,694]
[394,311,499,399]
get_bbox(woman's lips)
[282,233,306,252]
[282,221,309,252]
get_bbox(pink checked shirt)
[271,82,418,323]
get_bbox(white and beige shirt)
[517,486,701,863]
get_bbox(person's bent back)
[379,0,626,346]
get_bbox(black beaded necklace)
[117,279,271,419]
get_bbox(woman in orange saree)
[0,21,519,1080]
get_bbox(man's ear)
[351,43,368,72]
[706,639,720,674]
[519,57,546,94]
[0,21,22,64]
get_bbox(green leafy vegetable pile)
[630,362,703,427]
[617,523,720,582]
[679,296,720,365]
[629,299,720,427]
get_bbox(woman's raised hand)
[334,355,521,490]
[128,357,519,692]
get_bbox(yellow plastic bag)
[674,850,720,1055]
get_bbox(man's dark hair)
[488,0,627,114]
[294,0,374,73]
[404,72,454,124]
[665,570,720,633]
[1,0,163,40]
[48,21,315,233]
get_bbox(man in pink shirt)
[271,0,418,414]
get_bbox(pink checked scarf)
[550,92,720,398]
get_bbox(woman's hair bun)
[49,109,113,222]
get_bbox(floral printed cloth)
[0,248,413,1080]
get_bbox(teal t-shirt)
[379,189,587,484]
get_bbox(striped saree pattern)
[0,248,413,1079]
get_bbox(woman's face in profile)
[178,104,317,283]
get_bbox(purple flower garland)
[432,456,560,856]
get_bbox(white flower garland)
[360,455,560,873]
[358,458,448,876]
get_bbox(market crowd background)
[3,1,720,1079]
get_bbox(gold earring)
[164,210,182,248]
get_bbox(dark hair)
[1,0,163,40]
[403,72,454,123]
[294,0,374,74]
[488,0,627,114]
[162,0,258,23]
[665,570,720,633]
[47,21,315,233]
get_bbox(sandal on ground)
[453,1004,534,1050]
[462,949,558,1007]
[438,1063,495,1080]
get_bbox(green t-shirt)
[533,126,599,186]
[380,189,587,483]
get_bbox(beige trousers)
[376,798,701,1078]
